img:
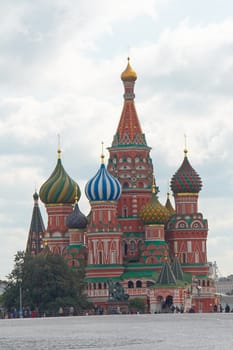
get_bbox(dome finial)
[184,133,188,157]
[101,141,105,164]
[57,134,61,159]
[152,174,156,194]
[152,173,159,195]
[74,185,79,203]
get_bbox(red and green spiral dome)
[171,149,202,194]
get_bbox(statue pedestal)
[107,300,129,315]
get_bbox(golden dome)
[140,178,170,225]
[121,57,137,81]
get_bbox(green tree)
[3,251,91,316]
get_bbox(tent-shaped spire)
[171,255,184,281]
[156,259,176,285]
[26,191,45,256]
[111,58,148,147]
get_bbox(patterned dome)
[39,150,81,204]
[140,182,170,225]
[66,202,88,229]
[171,149,202,194]
[121,57,137,81]
[85,154,121,202]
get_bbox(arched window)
[146,281,154,288]
[128,281,134,288]
[138,240,143,250]
[123,182,129,188]
[98,283,102,290]
[123,207,128,218]
[136,280,142,288]
[93,283,96,290]
[99,251,103,264]
[130,240,136,251]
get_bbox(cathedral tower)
[26,191,45,255]
[107,58,154,261]
[39,148,81,254]
[166,147,209,276]
[85,149,124,279]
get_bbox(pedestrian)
[58,306,64,316]
[225,304,230,313]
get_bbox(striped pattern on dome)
[140,193,170,225]
[39,159,81,204]
[85,163,121,201]
[171,154,202,194]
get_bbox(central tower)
[107,58,154,261]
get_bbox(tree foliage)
[3,251,91,316]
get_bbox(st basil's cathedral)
[26,58,217,313]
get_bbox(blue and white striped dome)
[85,163,121,201]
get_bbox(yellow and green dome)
[39,149,81,205]
[140,180,170,225]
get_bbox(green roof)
[143,241,167,246]
[121,270,158,280]
[85,276,122,283]
[86,264,123,269]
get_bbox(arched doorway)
[161,295,173,313]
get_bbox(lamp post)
[19,280,23,318]
[18,267,23,319]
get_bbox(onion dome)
[140,178,170,225]
[39,148,81,204]
[66,192,88,229]
[171,148,202,194]
[85,148,121,202]
[121,57,137,81]
[40,241,52,256]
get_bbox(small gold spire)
[57,134,61,159]
[101,141,105,164]
[152,174,156,194]
[74,185,78,203]
[184,134,188,156]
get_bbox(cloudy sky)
[1,0,233,279]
